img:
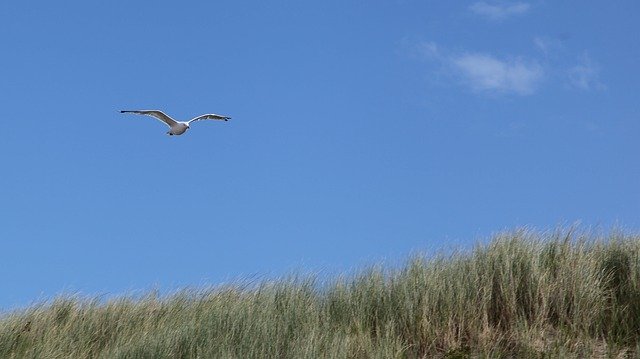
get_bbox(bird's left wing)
[188,113,231,124]
[120,110,178,127]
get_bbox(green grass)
[2,229,640,358]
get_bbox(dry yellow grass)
[1,228,639,358]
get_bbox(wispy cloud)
[452,53,543,95]
[568,54,604,90]
[533,37,554,55]
[416,35,605,96]
[469,1,530,20]
[417,41,441,59]
[416,41,544,95]
[533,36,567,58]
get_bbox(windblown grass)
[2,229,640,358]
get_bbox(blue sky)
[1,1,638,308]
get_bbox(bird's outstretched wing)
[120,110,178,127]
[188,113,231,124]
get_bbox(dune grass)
[2,229,640,358]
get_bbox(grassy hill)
[2,229,639,358]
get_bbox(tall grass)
[1,229,640,358]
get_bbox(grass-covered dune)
[2,229,640,358]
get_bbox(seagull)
[120,110,230,136]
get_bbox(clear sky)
[1,1,638,308]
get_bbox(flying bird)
[120,110,230,136]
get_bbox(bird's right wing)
[188,113,231,124]
[120,110,178,127]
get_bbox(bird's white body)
[168,122,190,136]
[120,110,230,136]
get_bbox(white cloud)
[418,41,441,59]
[533,37,565,57]
[452,53,543,95]
[416,38,604,96]
[533,37,551,54]
[469,1,530,20]
[568,54,604,90]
